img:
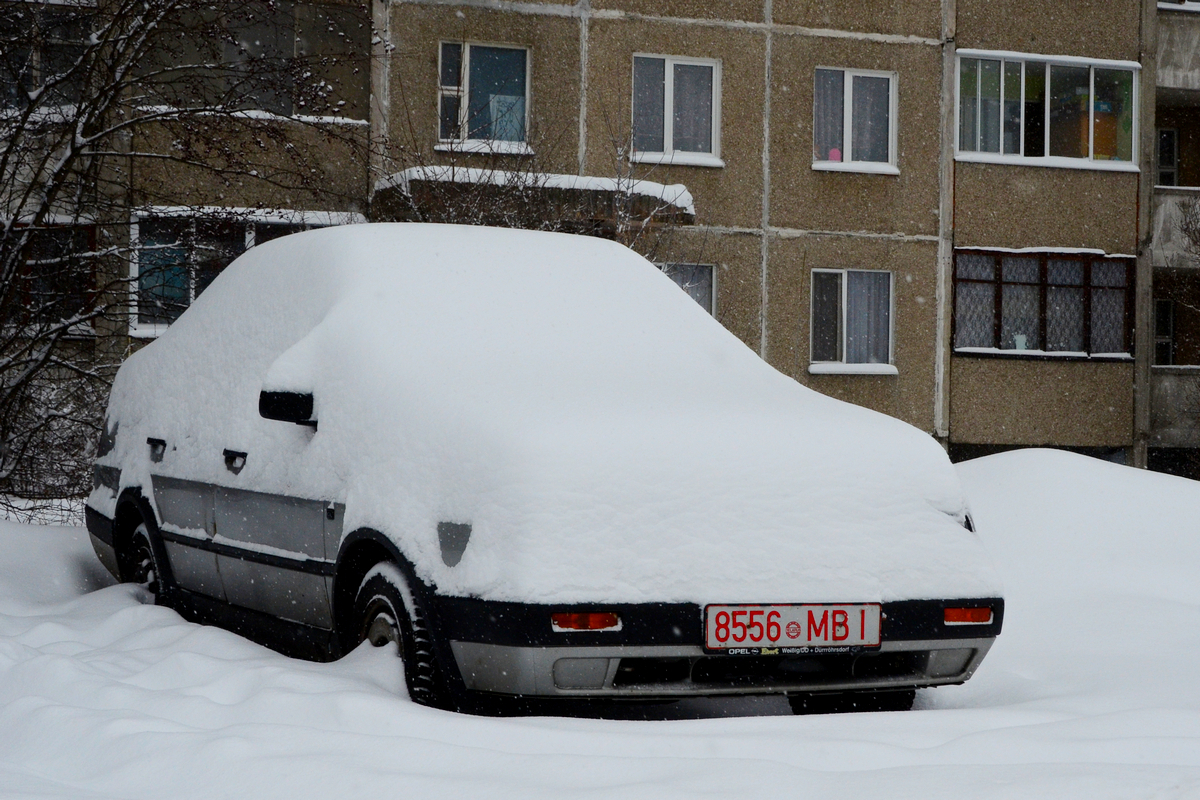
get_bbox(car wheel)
[122,521,161,599]
[787,689,915,715]
[352,562,451,709]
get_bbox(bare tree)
[0,0,370,520]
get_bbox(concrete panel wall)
[954,163,1140,254]
[773,0,940,41]
[768,35,941,236]
[387,5,583,176]
[957,0,1141,61]
[584,18,766,229]
[949,357,1134,446]
[764,236,938,431]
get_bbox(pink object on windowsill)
[828,147,842,162]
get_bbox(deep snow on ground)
[1,449,1199,799]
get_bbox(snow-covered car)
[86,223,1003,714]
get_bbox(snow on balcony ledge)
[375,167,696,216]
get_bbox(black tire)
[787,689,916,715]
[119,520,162,600]
[351,562,451,709]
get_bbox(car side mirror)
[259,390,317,428]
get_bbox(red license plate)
[704,603,881,652]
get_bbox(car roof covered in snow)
[103,224,1001,604]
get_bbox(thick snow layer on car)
[100,223,998,603]
[5,450,1200,798]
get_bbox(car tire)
[119,520,162,600]
[787,688,915,715]
[352,562,452,709]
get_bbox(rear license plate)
[704,604,881,653]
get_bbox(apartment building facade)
[45,0,1194,471]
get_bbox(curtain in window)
[846,271,890,364]
[851,75,889,163]
[1046,259,1084,352]
[978,59,1001,154]
[672,63,713,153]
[1000,256,1040,350]
[814,69,844,161]
[467,45,526,142]
[633,56,665,152]
[811,271,842,362]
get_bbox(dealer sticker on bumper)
[704,603,881,652]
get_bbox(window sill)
[811,161,899,176]
[630,151,725,168]
[955,152,1140,173]
[129,326,166,339]
[434,140,534,156]
[954,347,1133,362]
[808,362,898,376]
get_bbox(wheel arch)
[112,487,173,590]
[332,528,428,653]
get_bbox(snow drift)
[96,223,999,603]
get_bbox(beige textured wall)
[949,357,1134,445]
[774,0,940,40]
[131,121,369,212]
[387,5,582,175]
[584,18,766,229]
[765,236,938,430]
[593,0,763,23]
[769,35,941,236]
[954,163,1140,254]
[956,0,1141,61]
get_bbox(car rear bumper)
[436,595,1004,699]
[449,637,996,697]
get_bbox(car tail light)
[943,607,993,625]
[551,612,621,631]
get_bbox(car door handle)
[223,449,247,475]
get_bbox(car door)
[212,486,334,628]
[151,475,227,601]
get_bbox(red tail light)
[944,607,993,625]
[551,612,621,631]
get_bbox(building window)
[957,51,1137,169]
[810,269,893,367]
[0,4,89,109]
[1155,298,1175,365]
[813,68,897,174]
[1159,128,1178,186]
[11,226,95,326]
[660,263,714,314]
[132,215,321,332]
[439,42,528,146]
[632,54,722,165]
[953,250,1133,356]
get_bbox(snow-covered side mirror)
[259,390,316,428]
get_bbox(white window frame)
[129,206,362,338]
[435,41,532,156]
[808,268,897,375]
[811,67,899,176]
[955,49,1140,172]
[630,53,724,168]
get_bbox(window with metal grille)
[953,250,1133,357]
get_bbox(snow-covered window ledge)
[953,347,1134,361]
[809,363,899,376]
[631,151,726,169]
[434,140,534,156]
[812,161,900,176]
